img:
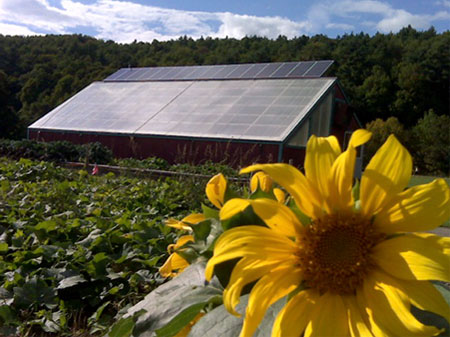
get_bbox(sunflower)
[250,171,286,203]
[160,173,227,277]
[205,130,450,337]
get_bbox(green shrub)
[411,110,450,176]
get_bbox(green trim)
[284,144,306,150]
[353,113,363,128]
[328,88,336,135]
[278,143,284,162]
[27,128,282,146]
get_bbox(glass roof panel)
[30,78,336,142]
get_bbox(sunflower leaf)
[122,263,222,337]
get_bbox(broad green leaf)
[0,243,8,253]
[13,277,57,309]
[188,295,285,337]
[109,316,135,337]
[0,305,18,325]
[201,204,219,219]
[57,275,87,290]
[124,263,222,337]
[155,302,206,337]
[187,295,246,337]
[35,220,58,232]
[192,219,212,241]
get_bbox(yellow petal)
[174,235,194,248]
[415,232,450,255]
[360,135,412,216]
[272,290,319,337]
[250,171,273,193]
[220,198,251,220]
[304,292,348,337]
[273,188,286,204]
[166,218,192,231]
[361,270,441,336]
[372,234,450,282]
[166,214,205,231]
[205,226,297,281]
[396,279,449,321]
[236,198,303,237]
[224,257,282,316]
[305,135,341,210]
[159,253,190,277]
[356,287,390,337]
[240,265,302,337]
[374,178,450,233]
[205,173,227,209]
[182,213,206,225]
[342,295,375,337]
[348,129,372,148]
[327,146,357,212]
[240,163,322,219]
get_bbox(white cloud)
[215,12,309,39]
[0,0,448,42]
[0,22,42,36]
[436,0,450,8]
[307,0,450,34]
[0,0,311,42]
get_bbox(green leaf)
[201,204,219,219]
[109,316,135,337]
[352,179,360,201]
[187,296,246,337]
[13,277,57,309]
[188,295,285,337]
[0,305,18,325]
[249,187,276,201]
[35,220,58,232]
[57,275,87,290]
[155,302,206,337]
[192,219,212,241]
[124,263,222,337]
[221,204,266,231]
[287,198,311,226]
[0,243,8,254]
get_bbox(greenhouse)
[28,61,360,167]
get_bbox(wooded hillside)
[0,27,449,173]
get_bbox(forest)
[0,26,449,173]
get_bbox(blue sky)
[0,0,449,43]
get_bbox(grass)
[409,175,450,229]
[408,175,450,187]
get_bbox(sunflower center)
[297,212,383,295]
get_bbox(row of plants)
[0,139,114,165]
[0,157,223,336]
[0,139,240,178]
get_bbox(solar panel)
[226,64,252,79]
[270,63,298,78]
[240,64,267,78]
[287,62,315,77]
[304,60,334,77]
[104,61,334,82]
[255,63,283,78]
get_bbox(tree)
[364,117,410,167]
[411,110,450,176]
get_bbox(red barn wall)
[28,130,280,168]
